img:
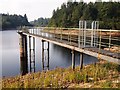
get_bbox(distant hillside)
[1,14,32,30]
[48,2,120,30]
[30,17,50,27]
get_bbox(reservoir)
[1,30,98,77]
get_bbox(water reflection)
[2,30,98,77]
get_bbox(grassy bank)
[2,61,120,88]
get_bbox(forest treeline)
[1,14,32,30]
[48,2,120,30]
[1,2,120,30]
[30,17,50,27]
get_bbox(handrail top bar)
[18,26,120,32]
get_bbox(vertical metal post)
[96,21,99,47]
[40,28,41,35]
[42,40,44,70]
[29,36,32,72]
[68,30,69,42]
[80,53,83,70]
[70,30,71,45]
[78,21,81,48]
[91,21,94,47]
[54,28,55,39]
[36,27,37,35]
[32,28,34,34]
[109,29,111,50]
[94,21,96,47]
[29,36,36,73]
[99,29,102,52]
[19,33,28,75]
[61,29,62,40]
[33,37,35,72]
[82,21,83,47]
[47,42,50,70]
[48,28,50,38]
[84,21,86,47]
[71,50,75,70]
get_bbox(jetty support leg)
[29,36,32,72]
[33,37,35,72]
[47,42,49,70]
[80,53,83,70]
[19,33,28,75]
[42,40,45,70]
[71,50,75,70]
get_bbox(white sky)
[0,0,119,21]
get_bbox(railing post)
[81,21,84,47]
[61,29,62,40]
[99,29,102,53]
[109,29,111,51]
[84,21,86,47]
[94,21,96,47]
[91,21,94,47]
[68,29,69,42]
[54,28,56,39]
[78,21,80,48]
[70,30,71,45]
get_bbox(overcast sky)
[0,0,119,21]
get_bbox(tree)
[48,1,120,29]
[2,14,31,30]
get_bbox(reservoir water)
[1,30,98,77]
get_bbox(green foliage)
[2,62,120,88]
[49,1,120,29]
[100,80,112,88]
[30,17,50,27]
[1,13,32,30]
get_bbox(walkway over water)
[18,27,120,65]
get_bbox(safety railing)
[19,26,120,54]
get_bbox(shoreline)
[2,60,120,88]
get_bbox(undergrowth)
[2,61,120,88]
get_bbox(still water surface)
[1,30,98,77]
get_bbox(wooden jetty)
[17,27,120,75]
[17,21,120,75]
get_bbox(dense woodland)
[30,17,50,27]
[1,14,31,30]
[48,2,120,30]
[1,2,120,30]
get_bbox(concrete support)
[19,32,28,75]
[29,36,35,73]
[80,53,83,70]
[47,42,50,70]
[42,40,50,71]
[29,36,32,72]
[33,37,35,72]
[42,40,45,70]
[71,50,75,70]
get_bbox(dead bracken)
[2,60,120,88]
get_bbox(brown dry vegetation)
[2,61,120,88]
[43,28,120,37]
